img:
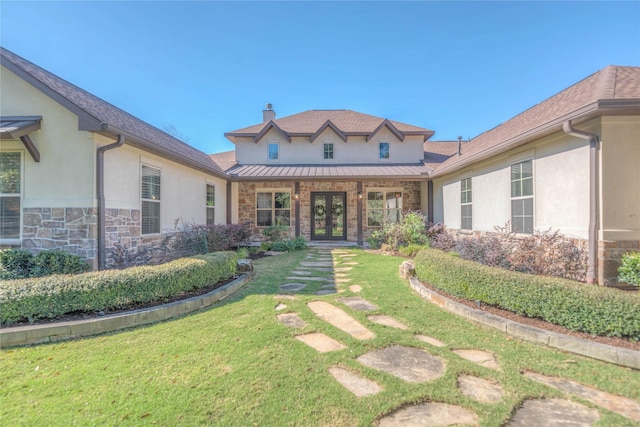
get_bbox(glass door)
[311,192,346,240]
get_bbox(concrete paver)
[308,301,375,340]
[277,313,306,329]
[329,367,383,397]
[279,283,306,292]
[378,402,478,426]
[357,345,445,383]
[295,332,346,352]
[457,375,504,403]
[506,398,600,426]
[337,297,378,311]
[453,349,500,370]
[368,315,408,330]
[415,334,446,347]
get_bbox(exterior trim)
[310,120,348,142]
[367,119,405,142]
[254,121,291,143]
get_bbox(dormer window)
[379,142,390,160]
[268,143,279,161]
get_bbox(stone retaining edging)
[0,273,252,348]
[408,277,640,370]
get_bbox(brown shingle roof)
[209,150,237,171]
[225,110,434,142]
[430,65,640,177]
[1,47,227,178]
[423,140,460,169]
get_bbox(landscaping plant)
[0,249,89,280]
[618,251,640,286]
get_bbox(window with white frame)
[367,189,403,226]
[0,152,21,239]
[141,165,161,235]
[206,184,215,226]
[461,177,472,230]
[268,143,279,161]
[379,142,390,160]
[511,160,534,234]
[256,191,290,227]
[323,143,334,160]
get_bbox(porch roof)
[227,163,431,181]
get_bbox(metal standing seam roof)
[226,163,432,180]
[0,47,228,178]
[0,116,42,139]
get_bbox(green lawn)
[1,249,638,426]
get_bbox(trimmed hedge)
[0,251,237,325]
[414,248,640,340]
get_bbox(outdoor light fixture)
[358,191,363,199]
[294,193,299,200]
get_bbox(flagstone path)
[272,247,637,425]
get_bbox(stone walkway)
[274,248,639,426]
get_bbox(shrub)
[31,250,89,277]
[0,251,237,325]
[367,211,428,250]
[0,249,34,279]
[262,219,289,243]
[618,252,640,286]
[236,247,249,259]
[398,244,429,258]
[267,236,307,252]
[426,222,456,252]
[414,248,640,340]
[207,223,252,251]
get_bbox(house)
[0,47,229,270]
[2,46,638,285]
[426,66,640,285]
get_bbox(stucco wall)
[234,128,425,165]
[432,129,591,239]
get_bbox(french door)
[311,192,346,240]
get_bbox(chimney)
[457,136,462,156]
[263,103,276,122]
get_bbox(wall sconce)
[294,193,299,200]
[357,191,362,199]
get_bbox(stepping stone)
[334,267,352,272]
[506,398,599,426]
[524,371,640,422]
[458,375,504,403]
[415,334,446,347]
[339,254,357,258]
[291,270,312,276]
[275,303,287,311]
[335,278,352,283]
[368,315,408,330]
[379,402,478,426]
[295,333,346,353]
[341,262,359,265]
[316,289,337,295]
[357,346,445,383]
[333,273,349,278]
[274,294,297,300]
[349,285,362,293]
[329,367,383,397]
[315,257,333,261]
[287,276,331,282]
[301,262,333,267]
[279,283,306,291]
[277,313,306,328]
[308,301,375,340]
[453,349,500,370]
[337,297,378,311]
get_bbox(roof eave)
[429,100,640,178]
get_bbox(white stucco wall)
[432,129,591,239]
[1,65,96,207]
[600,115,640,240]
[102,140,228,231]
[234,127,425,164]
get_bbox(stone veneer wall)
[22,208,98,265]
[598,240,640,286]
[238,180,422,243]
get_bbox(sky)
[1,1,639,155]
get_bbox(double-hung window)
[0,152,21,240]
[206,184,215,226]
[323,143,334,160]
[511,160,534,234]
[367,190,403,226]
[379,142,390,160]
[256,191,291,227]
[141,165,161,235]
[461,177,472,230]
[268,143,279,161]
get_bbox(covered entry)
[311,192,346,240]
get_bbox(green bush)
[268,236,307,252]
[0,249,34,279]
[618,252,640,286]
[398,244,430,258]
[31,250,90,277]
[414,248,640,340]
[367,211,428,250]
[0,251,237,325]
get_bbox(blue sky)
[2,1,639,154]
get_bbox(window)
[323,143,334,160]
[268,143,279,161]
[379,142,390,160]
[141,165,161,235]
[511,160,533,234]
[206,184,215,226]
[0,152,21,239]
[367,190,403,226]
[256,191,291,227]
[461,178,472,230]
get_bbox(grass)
[1,249,639,426]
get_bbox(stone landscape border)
[0,273,251,348]
[408,276,640,370]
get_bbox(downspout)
[562,121,599,284]
[96,135,125,270]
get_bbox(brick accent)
[238,180,422,243]
[598,240,640,286]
